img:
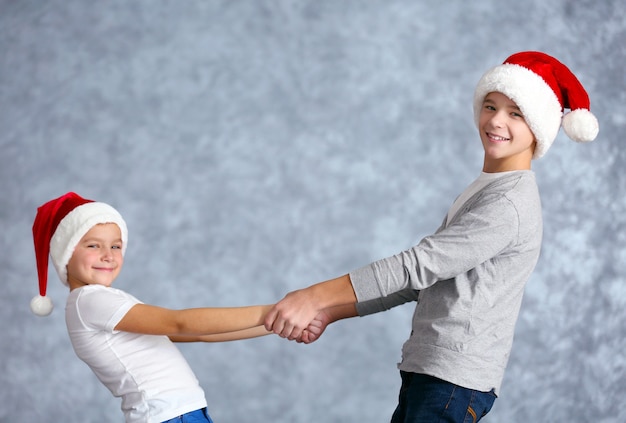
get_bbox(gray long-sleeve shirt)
[350,170,542,394]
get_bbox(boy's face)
[66,223,124,291]
[478,92,536,172]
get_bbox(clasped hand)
[264,288,324,342]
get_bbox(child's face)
[478,92,536,171]
[66,223,124,290]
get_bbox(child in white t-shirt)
[30,192,272,423]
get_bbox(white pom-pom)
[30,295,54,316]
[562,109,599,143]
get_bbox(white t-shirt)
[65,285,207,423]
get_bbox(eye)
[112,245,122,250]
[484,104,496,111]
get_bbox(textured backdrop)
[1,1,624,422]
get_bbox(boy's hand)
[265,274,356,340]
[264,288,319,340]
[297,309,331,344]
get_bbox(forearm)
[170,325,271,343]
[177,304,273,335]
[355,288,420,316]
[307,274,357,311]
[116,303,274,336]
[324,303,358,323]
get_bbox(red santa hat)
[473,51,599,159]
[31,192,128,316]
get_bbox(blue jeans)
[390,372,497,423]
[162,408,213,423]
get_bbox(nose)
[489,110,506,128]
[101,249,114,262]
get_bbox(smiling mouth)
[486,132,510,142]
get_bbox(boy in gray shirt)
[265,51,598,422]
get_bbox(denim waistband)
[161,407,212,423]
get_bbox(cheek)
[477,113,489,128]
[517,122,535,141]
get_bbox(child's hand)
[297,309,331,344]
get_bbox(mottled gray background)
[1,1,624,422]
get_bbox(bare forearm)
[116,303,274,336]
[176,305,273,335]
[324,303,358,323]
[170,325,271,343]
[307,274,357,310]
